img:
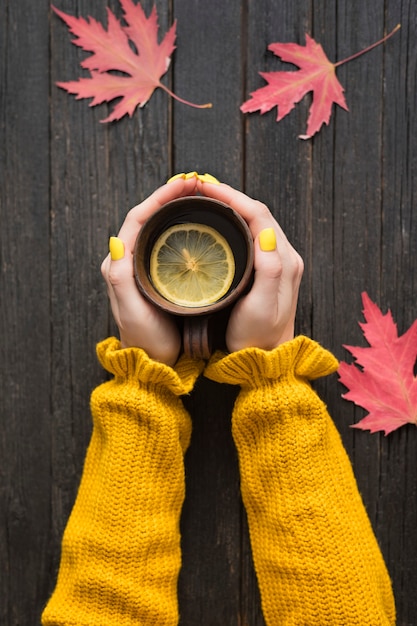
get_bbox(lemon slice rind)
[150,223,235,307]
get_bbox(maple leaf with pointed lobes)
[241,26,400,139]
[53,1,211,123]
[242,35,348,139]
[338,292,417,435]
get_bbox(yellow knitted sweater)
[42,337,204,626]
[205,335,395,625]
[42,335,395,625]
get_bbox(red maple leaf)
[241,26,400,139]
[338,292,417,435]
[53,1,211,122]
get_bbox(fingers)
[226,230,303,351]
[101,177,198,362]
[102,233,147,335]
[198,179,302,282]
[102,176,304,355]
[196,182,304,351]
[197,179,287,240]
[252,228,304,319]
[102,239,136,302]
[254,223,303,319]
[102,236,181,363]
[101,175,198,315]
[101,237,135,330]
[117,176,198,252]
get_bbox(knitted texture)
[42,337,203,626]
[205,336,396,625]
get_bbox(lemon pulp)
[150,223,235,307]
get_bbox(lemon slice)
[150,223,235,307]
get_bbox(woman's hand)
[197,180,304,352]
[101,177,198,367]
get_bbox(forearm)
[42,338,203,626]
[205,336,395,625]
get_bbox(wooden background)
[1,0,416,624]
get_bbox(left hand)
[101,177,198,366]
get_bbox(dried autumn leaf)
[338,292,417,435]
[53,1,211,122]
[241,26,400,139]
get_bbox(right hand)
[197,180,304,353]
[101,177,198,367]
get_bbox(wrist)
[119,333,181,368]
[226,318,296,354]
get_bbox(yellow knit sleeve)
[205,336,396,625]
[42,337,204,626]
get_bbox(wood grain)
[0,0,415,623]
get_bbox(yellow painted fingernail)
[184,171,199,179]
[167,173,186,183]
[109,236,125,261]
[259,228,276,252]
[198,173,220,184]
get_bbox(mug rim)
[134,195,254,316]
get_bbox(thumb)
[102,237,141,326]
[249,228,283,308]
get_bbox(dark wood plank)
[0,1,52,624]
[181,380,240,625]
[172,1,246,623]
[328,7,416,626]
[312,0,387,523]
[171,0,244,188]
[43,0,172,615]
[242,2,316,622]
[1,0,416,624]
[378,2,417,622]
[243,2,417,626]
[243,0,314,336]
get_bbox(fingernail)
[259,228,276,252]
[184,171,199,179]
[167,173,186,183]
[109,236,125,261]
[198,173,220,184]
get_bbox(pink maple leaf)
[338,292,417,435]
[241,26,400,139]
[53,1,211,123]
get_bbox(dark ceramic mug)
[134,196,254,359]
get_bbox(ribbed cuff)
[97,337,204,395]
[204,336,338,388]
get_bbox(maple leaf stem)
[159,83,212,109]
[334,24,401,68]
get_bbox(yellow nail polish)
[167,173,186,183]
[184,171,198,179]
[259,228,276,252]
[198,173,220,184]
[109,236,125,261]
